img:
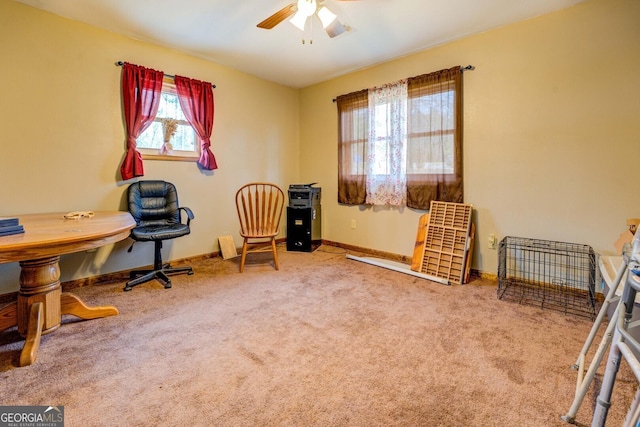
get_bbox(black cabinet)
[286,184,321,252]
[286,206,321,252]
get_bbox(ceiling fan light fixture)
[324,18,347,38]
[317,6,337,28]
[297,0,317,17]
[289,11,308,31]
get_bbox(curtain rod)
[115,61,216,88]
[331,65,474,102]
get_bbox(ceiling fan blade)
[257,3,297,29]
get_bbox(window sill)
[141,153,199,162]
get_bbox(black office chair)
[124,180,194,291]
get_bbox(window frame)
[342,83,458,178]
[138,77,200,163]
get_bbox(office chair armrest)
[178,207,195,226]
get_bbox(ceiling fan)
[257,0,358,39]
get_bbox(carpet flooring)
[0,245,635,426]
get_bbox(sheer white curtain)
[365,80,408,206]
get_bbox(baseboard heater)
[346,254,449,285]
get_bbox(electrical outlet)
[350,219,356,229]
[488,233,497,249]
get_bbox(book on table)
[0,217,19,227]
[0,218,24,236]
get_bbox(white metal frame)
[590,230,640,426]
[562,258,628,423]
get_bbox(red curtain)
[174,76,218,170]
[119,63,164,181]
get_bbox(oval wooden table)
[0,211,135,366]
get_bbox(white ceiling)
[13,0,585,88]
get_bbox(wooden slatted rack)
[412,201,474,285]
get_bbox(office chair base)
[123,265,193,291]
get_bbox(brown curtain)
[406,66,463,209]
[336,89,368,205]
[336,66,463,209]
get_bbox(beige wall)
[299,0,640,275]
[0,0,299,293]
[1,0,639,295]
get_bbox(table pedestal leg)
[14,257,61,366]
[17,257,62,336]
[0,302,38,365]
[0,256,119,367]
[0,301,18,332]
[19,302,44,367]
[60,293,119,319]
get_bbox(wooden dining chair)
[235,182,285,272]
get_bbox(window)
[118,62,217,180]
[407,87,455,175]
[137,80,200,161]
[337,66,463,210]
